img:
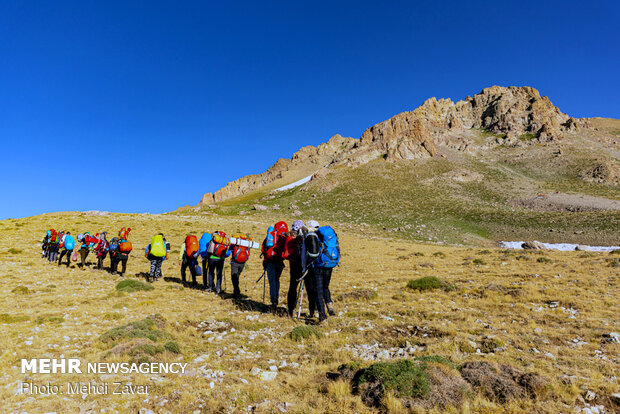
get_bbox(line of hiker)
[41,227,135,276]
[175,219,340,323]
[40,219,340,324]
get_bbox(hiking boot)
[318,315,328,326]
[270,304,278,314]
[327,303,336,316]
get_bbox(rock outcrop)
[199,86,584,204]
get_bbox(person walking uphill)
[47,229,60,263]
[179,235,200,285]
[145,233,168,282]
[206,231,230,293]
[284,220,316,318]
[94,232,109,270]
[57,232,75,267]
[261,221,289,312]
[229,234,252,297]
[309,224,340,324]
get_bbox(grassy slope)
[208,149,619,246]
[1,212,618,413]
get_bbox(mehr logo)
[21,359,82,374]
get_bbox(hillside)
[1,212,619,413]
[192,86,619,246]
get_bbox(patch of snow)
[499,241,619,252]
[274,174,314,192]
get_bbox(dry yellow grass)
[0,211,618,413]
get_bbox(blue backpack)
[315,226,340,268]
[64,235,75,250]
[199,233,213,258]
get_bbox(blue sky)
[1,1,618,219]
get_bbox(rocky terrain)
[200,86,602,204]
[193,86,619,247]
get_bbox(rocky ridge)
[200,86,585,204]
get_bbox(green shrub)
[164,341,181,354]
[100,317,168,344]
[12,285,29,294]
[472,258,486,265]
[8,248,22,254]
[407,276,455,292]
[289,325,323,342]
[415,355,456,369]
[0,313,29,323]
[537,257,552,263]
[433,252,446,258]
[116,279,154,293]
[356,359,430,398]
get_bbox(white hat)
[307,220,320,231]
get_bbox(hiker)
[112,230,133,276]
[57,232,75,267]
[284,220,316,318]
[77,232,95,268]
[308,223,340,323]
[261,221,289,311]
[47,229,60,263]
[108,237,120,272]
[145,233,168,282]
[206,231,230,293]
[94,232,109,270]
[179,235,200,285]
[199,232,213,288]
[229,234,252,297]
[41,231,50,258]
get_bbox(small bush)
[12,285,29,294]
[472,258,486,265]
[35,315,65,324]
[289,325,323,342]
[413,252,425,257]
[480,337,504,353]
[0,313,29,323]
[536,257,552,263]
[356,359,430,398]
[407,276,455,292]
[7,248,22,254]
[100,317,168,344]
[433,252,446,258]
[116,279,154,293]
[415,355,456,369]
[164,341,181,354]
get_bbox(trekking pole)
[255,271,265,283]
[297,279,305,319]
[296,270,308,318]
[244,271,247,292]
[262,272,266,303]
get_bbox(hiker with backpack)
[229,234,252,297]
[77,232,95,268]
[145,233,169,282]
[179,235,200,285]
[284,220,316,318]
[308,223,340,324]
[206,231,231,293]
[94,232,109,270]
[47,229,60,263]
[199,232,213,289]
[261,221,289,311]
[57,232,75,267]
[42,231,50,258]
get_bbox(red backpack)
[50,229,58,243]
[209,231,229,258]
[261,221,288,261]
[185,235,199,257]
[232,234,250,263]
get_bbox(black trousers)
[181,254,198,284]
[230,261,245,295]
[201,257,210,288]
[96,252,107,269]
[112,253,128,275]
[48,243,59,263]
[311,266,333,319]
[57,249,72,267]
[208,258,225,292]
[287,261,316,316]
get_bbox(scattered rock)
[252,205,269,211]
[522,241,545,250]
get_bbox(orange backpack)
[185,235,199,257]
[119,241,133,253]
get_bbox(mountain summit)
[200,86,585,204]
